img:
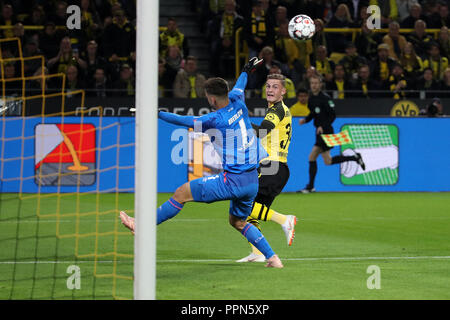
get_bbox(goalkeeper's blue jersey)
[193,73,267,173]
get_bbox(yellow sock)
[269,210,287,225]
[250,202,287,225]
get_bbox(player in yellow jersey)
[236,73,297,263]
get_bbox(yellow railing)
[234,27,442,79]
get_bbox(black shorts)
[314,126,334,151]
[255,161,290,207]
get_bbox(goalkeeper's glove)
[242,57,263,74]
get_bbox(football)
[288,14,316,40]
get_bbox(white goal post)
[134,0,158,300]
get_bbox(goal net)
[0,38,134,299]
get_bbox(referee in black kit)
[298,74,365,193]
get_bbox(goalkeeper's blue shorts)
[189,169,259,220]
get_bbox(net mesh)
[0,39,134,299]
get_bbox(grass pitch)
[1,192,449,300]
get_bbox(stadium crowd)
[158,0,449,116]
[0,0,136,97]
[0,0,447,116]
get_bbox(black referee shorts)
[255,160,290,207]
[314,126,334,152]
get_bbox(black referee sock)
[331,155,357,164]
[308,161,317,188]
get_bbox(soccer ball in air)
[288,14,316,40]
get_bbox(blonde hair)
[266,73,286,87]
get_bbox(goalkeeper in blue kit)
[120,58,283,268]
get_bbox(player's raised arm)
[229,57,263,101]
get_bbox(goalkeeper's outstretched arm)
[158,111,196,128]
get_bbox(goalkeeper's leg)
[236,216,266,262]
[236,195,297,262]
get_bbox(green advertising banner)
[340,124,399,186]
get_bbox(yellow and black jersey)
[253,100,292,163]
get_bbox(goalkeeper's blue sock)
[241,223,275,259]
[157,198,184,225]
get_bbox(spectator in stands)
[311,19,329,53]
[249,46,282,90]
[65,65,85,93]
[387,63,410,99]
[159,17,189,59]
[261,65,296,99]
[87,67,111,98]
[243,0,275,59]
[273,5,288,32]
[24,5,47,37]
[338,0,369,23]
[23,38,43,77]
[39,22,61,60]
[326,63,352,99]
[3,63,22,96]
[382,21,407,61]
[351,64,381,98]
[49,1,68,26]
[368,0,399,27]
[400,2,426,28]
[312,45,335,83]
[355,19,381,61]
[294,35,313,70]
[297,66,320,91]
[165,45,185,74]
[422,42,449,80]
[339,42,368,81]
[0,4,16,38]
[207,0,244,78]
[438,26,450,60]
[370,43,397,86]
[289,87,310,117]
[349,3,369,27]
[428,2,450,29]
[12,23,25,49]
[420,97,445,116]
[80,0,102,41]
[397,0,419,23]
[48,36,87,75]
[27,66,51,96]
[297,0,335,22]
[273,20,299,74]
[102,1,123,28]
[158,57,177,98]
[198,0,226,32]
[414,67,441,98]
[326,3,353,54]
[407,19,433,58]
[399,41,423,80]
[81,40,108,82]
[439,67,450,97]
[102,9,136,63]
[424,1,440,20]
[173,56,206,98]
[112,63,135,97]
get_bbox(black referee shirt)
[304,91,336,129]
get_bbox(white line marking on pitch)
[157,256,450,263]
[1,256,449,264]
[1,216,450,225]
